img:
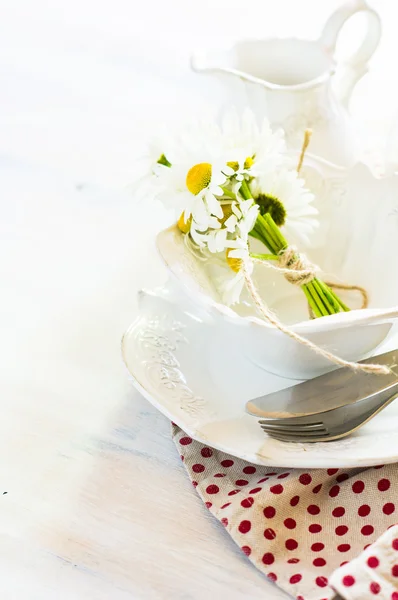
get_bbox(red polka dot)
[270,484,284,494]
[285,538,298,551]
[243,466,256,474]
[340,561,349,566]
[309,524,322,533]
[335,525,348,536]
[364,544,371,550]
[336,473,349,483]
[263,506,276,519]
[262,553,275,565]
[205,502,212,509]
[370,582,381,594]
[290,495,300,507]
[221,518,228,527]
[329,485,340,497]
[332,506,345,518]
[383,503,395,515]
[257,477,269,484]
[206,484,219,494]
[378,478,391,491]
[352,480,365,493]
[249,487,262,494]
[267,572,277,582]
[338,544,351,552]
[214,473,226,478]
[343,575,355,587]
[327,469,339,475]
[358,504,371,517]
[367,556,379,568]
[284,518,297,529]
[238,520,251,534]
[264,528,276,540]
[201,447,213,458]
[221,502,231,509]
[307,504,320,515]
[192,481,198,487]
[277,472,290,479]
[392,539,398,550]
[392,565,398,577]
[228,490,240,496]
[241,545,251,556]
[311,543,325,552]
[180,455,184,461]
[299,473,312,485]
[265,472,277,476]
[392,593,398,600]
[241,497,254,509]
[192,463,205,473]
[235,479,248,487]
[287,558,300,564]
[361,525,374,536]
[221,459,234,467]
[313,558,326,567]
[289,574,302,584]
[316,576,328,588]
[297,596,305,600]
[179,436,192,445]
[312,484,322,494]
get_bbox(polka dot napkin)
[172,425,398,600]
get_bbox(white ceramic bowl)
[156,158,398,378]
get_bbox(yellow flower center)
[177,212,192,234]
[226,248,242,273]
[186,163,212,195]
[226,156,254,172]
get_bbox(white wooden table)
[2,1,397,597]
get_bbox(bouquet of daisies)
[141,109,350,318]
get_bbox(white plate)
[122,283,398,468]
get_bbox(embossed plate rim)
[122,287,398,468]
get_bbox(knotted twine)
[242,128,391,375]
[242,259,391,375]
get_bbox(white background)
[2,1,398,598]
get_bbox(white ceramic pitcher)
[191,0,381,167]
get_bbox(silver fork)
[257,384,398,442]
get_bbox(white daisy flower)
[156,160,230,229]
[251,167,318,246]
[220,108,287,179]
[218,244,252,305]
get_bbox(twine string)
[242,261,390,375]
[251,247,369,308]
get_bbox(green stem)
[220,186,236,199]
[302,284,322,318]
[255,215,280,254]
[306,281,328,317]
[263,213,289,250]
[312,278,335,315]
[250,253,279,261]
[241,178,351,319]
[317,280,343,313]
[331,289,351,312]
[249,229,263,243]
[240,179,253,200]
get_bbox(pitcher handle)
[319,0,381,108]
